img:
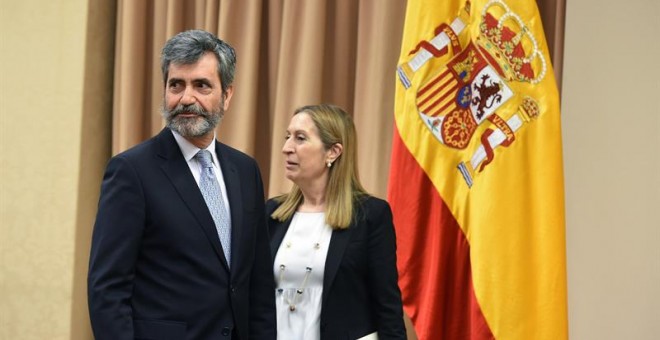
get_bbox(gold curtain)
[112,0,407,199]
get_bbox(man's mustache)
[170,104,208,117]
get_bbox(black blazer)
[267,196,406,340]
[88,128,276,340]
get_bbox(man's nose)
[180,86,196,105]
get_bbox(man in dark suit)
[88,30,276,340]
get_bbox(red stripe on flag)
[426,82,458,117]
[418,69,451,96]
[388,128,494,340]
[418,73,454,108]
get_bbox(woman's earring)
[327,161,332,168]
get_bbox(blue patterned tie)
[195,150,231,267]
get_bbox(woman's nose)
[282,138,293,154]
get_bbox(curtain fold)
[112,0,563,199]
[537,0,566,92]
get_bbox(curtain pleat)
[353,0,407,195]
[537,0,566,92]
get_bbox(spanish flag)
[388,1,568,339]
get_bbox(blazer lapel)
[269,217,292,261]
[322,225,353,306]
[155,129,229,270]
[216,142,241,271]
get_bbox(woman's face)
[282,112,332,187]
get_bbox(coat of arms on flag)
[397,0,547,188]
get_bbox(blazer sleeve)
[248,162,277,340]
[87,156,145,340]
[366,199,407,339]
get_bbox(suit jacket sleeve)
[366,199,407,339]
[247,162,277,340]
[88,155,144,340]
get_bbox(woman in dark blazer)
[267,104,406,340]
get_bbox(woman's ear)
[327,143,343,163]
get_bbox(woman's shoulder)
[356,195,392,215]
[266,194,286,216]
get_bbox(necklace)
[275,212,329,312]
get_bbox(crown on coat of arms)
[475,0,547,84]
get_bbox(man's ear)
[222,85,234,110]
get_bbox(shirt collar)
[171,129,218,164]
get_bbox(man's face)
[162,52,233,138]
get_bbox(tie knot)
[196,150,214,169]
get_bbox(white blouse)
[273,212,333,340]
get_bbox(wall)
[562,0,660,339]
[0,0,114,339]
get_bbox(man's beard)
[162,101,224,138]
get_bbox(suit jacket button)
[221,327,231,336]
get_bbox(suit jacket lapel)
[216,141,241,271]
[155,129,229,270]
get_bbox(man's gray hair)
[161,30,236,93]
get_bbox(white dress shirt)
[171,130,231,216]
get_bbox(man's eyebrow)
[193,78,213,85]
[167,77,213,86]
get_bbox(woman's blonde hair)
[271,104,366,229]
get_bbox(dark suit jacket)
[267,196,406,340]
[88,128,276,340]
